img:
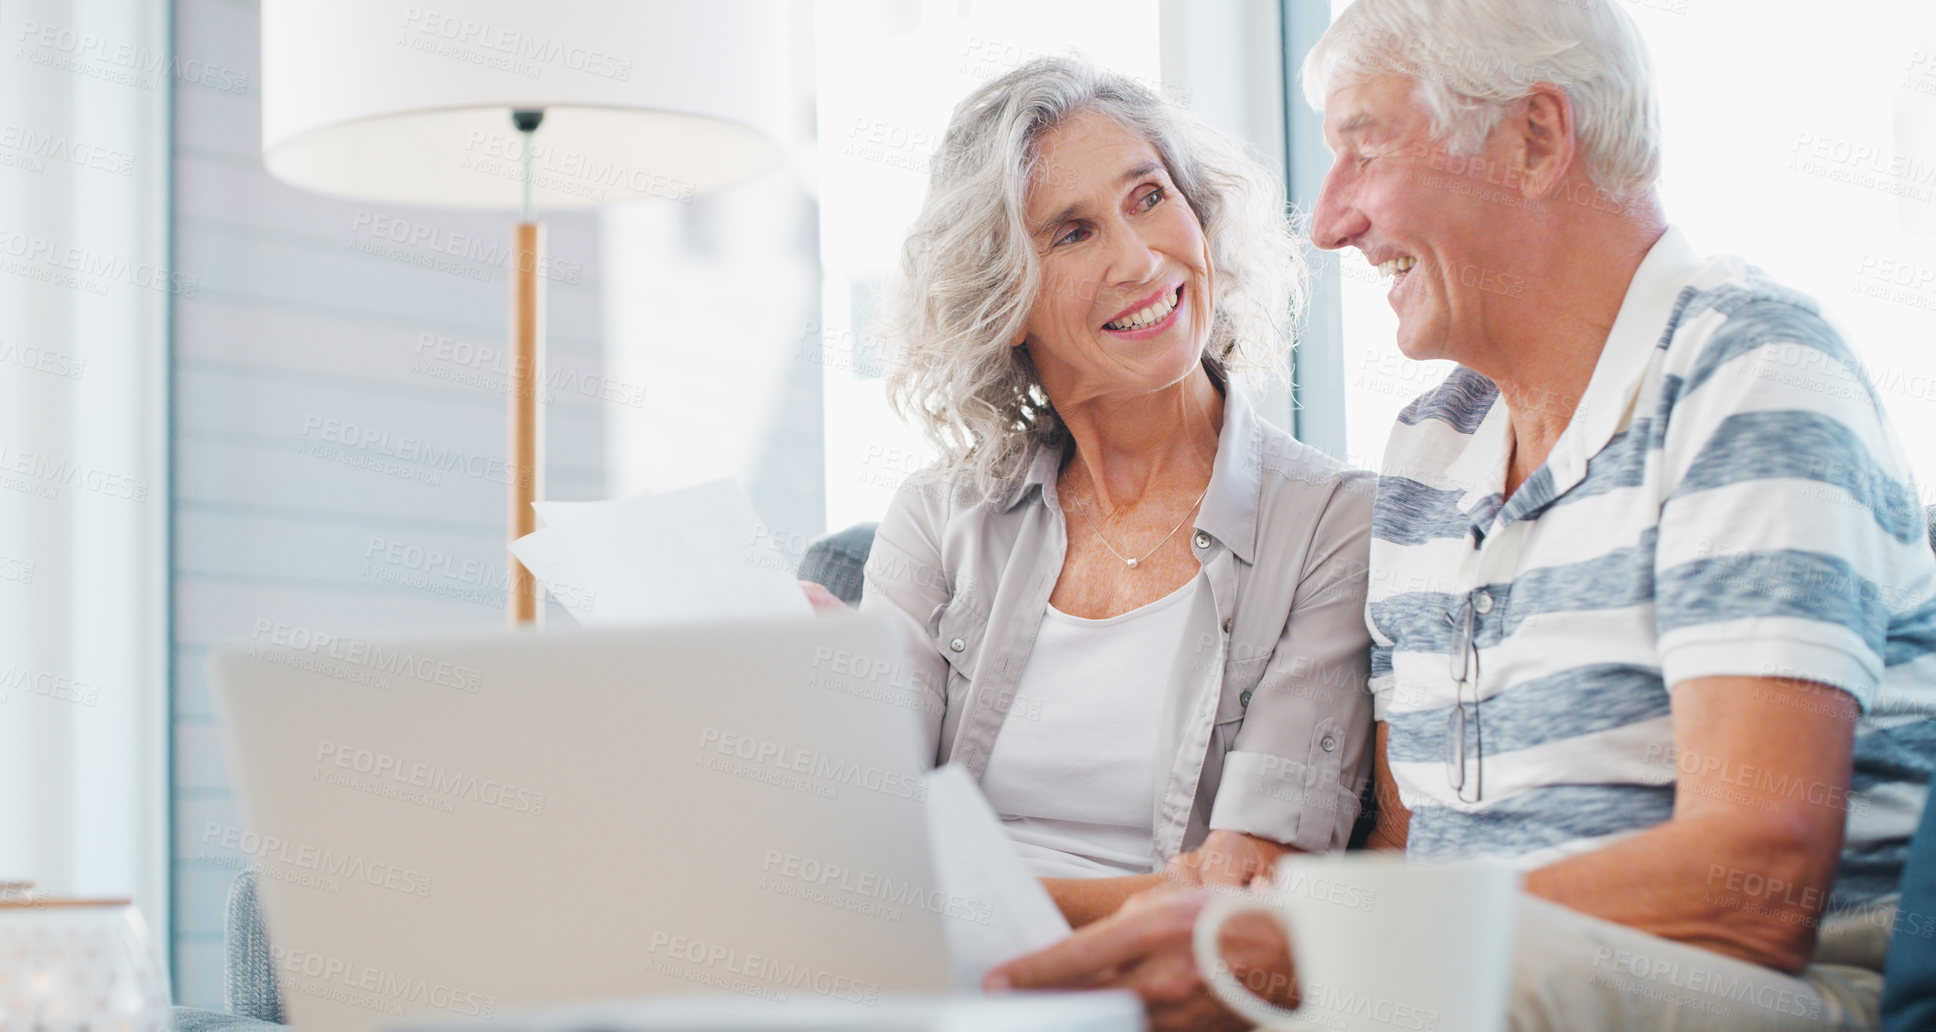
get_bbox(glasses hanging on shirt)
[1446,592,1484,803]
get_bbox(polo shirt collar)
[1494,225,1708,524]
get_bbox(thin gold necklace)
[1069,482,1211,569]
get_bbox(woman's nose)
[1104,224,1163,285]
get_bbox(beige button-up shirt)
[861,385,1377,865]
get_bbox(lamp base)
[508,220,545,626]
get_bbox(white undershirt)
[979,578,1198,879]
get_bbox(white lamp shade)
[262,0,790,209]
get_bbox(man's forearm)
[1526,676,1858,975]
[1523,812,1834,974]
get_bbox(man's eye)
[1055,225,1091,246]
[1357,153,1376,169]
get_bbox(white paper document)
[507,480,810,626]
[923,764,1073,990]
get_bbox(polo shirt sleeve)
[1652,298,1928,709]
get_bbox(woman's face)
[1018,110,1214,407]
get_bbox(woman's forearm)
[1042,874,1167,928]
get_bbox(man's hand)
[987,886,1296,1032]
[1167,830,1296,888]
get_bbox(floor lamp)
[259,0,788,625]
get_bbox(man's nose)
[1309,161,1367,252]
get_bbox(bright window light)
[1330,0,1936,504]
[813,1,1162,531]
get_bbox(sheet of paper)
[923,764,1072,990]
[507,480,810,626]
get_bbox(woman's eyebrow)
[1031,160,1166,237]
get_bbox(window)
[813,1,1163,530]
[1323,0,1936,499]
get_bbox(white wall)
[168,0,606,1006]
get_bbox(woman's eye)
[1054,225,1090,247]
[1138,186,1164,210]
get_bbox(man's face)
[1309,75,1514,363]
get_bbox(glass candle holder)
[0,893,170,1032]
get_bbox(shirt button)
[1194,531,1211,549]
[1240,690,1252,708]
[949,637,965,653]
[1474,591,1494,615]
[1320,734,1337,752]
[1221,617,1233,634]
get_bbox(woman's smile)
[1101,283,1184,338]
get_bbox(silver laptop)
[215,614,957,1032]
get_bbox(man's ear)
[1509,84,1577,200]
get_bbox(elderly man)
[986,1,1936,1029]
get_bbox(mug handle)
[1191,891,1320,1032]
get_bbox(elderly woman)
[860,56,1375,925]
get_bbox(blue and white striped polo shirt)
[1367,226,1936,908]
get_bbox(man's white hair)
[1302,0,1661,199]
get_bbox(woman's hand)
[989,884,1296,1032]
[798,581,846,614]
[1165,830,1296,888]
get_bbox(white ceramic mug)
[1192,854,1521,1032]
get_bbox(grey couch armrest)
[796,522,878,608]
[173,1006,286,1032]
[224,870,283,1025]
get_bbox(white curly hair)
[881,55,1304,502]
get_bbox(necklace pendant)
[1125,557,1139,568]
